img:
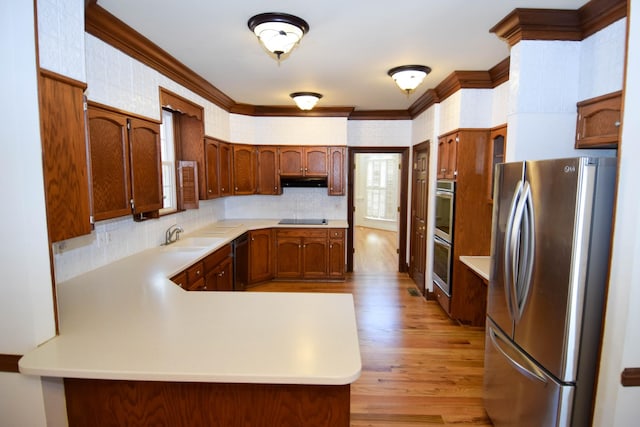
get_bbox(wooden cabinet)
[575,91,622,148]
[279,147,328,177]
[204,137,220,199]
[233,144,257,195]
[171,244,233,291]
[448,129,493,326]
[38,70,92,242]
[437,132,458,180]
[257,146,280,195]
[328,229,346,279]
[218,141,233,196]
[249,229,274,285]
[274,228,345,280]
[87,104,162,221]
[486,125,507,203]
[328,147,346,196]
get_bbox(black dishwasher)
[233,232,249,291]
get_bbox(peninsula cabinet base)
[64,378,350,427]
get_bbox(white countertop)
[19,219,360,385]
[459,255,491,281]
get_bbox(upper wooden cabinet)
[328,147,346,196]
[204,138,220,199]
[279,146,328,177]
[257,146,280,195]
[486,125,507,203]
[575,91,622,149]
[218,141,233,196]
[39,70,92,242]
[437,132,458,180]
[87,104,162,221]
[232,144,257,195]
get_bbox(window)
[159,109,177,214]
[365,155,399,221]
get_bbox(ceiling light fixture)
[248,12,309,61]
[387,65,432,94]
[290,92,323,110]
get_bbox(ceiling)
[97,0,588,111]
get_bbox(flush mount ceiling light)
[248,12,309,61]
[290,92,323,110]
[387,65,432,94]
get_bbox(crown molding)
[230,104,354,117]
[490,0,627,46]
[489,57,510,87]
[348,110,411,120]
[85,3,236,110]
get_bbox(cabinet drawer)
[171,271,187,289]
[328,229,345,239]
[276,229,327,239]
[203,244,232,273]
[434,283,451,314]
[186,261,204,285]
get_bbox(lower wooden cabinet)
[274,228,345,280]
[328,229,346,279]
[434,283,451,314]
[249,229,274,285]
[171,244,233,291]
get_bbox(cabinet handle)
[440,168,446,172]
[298,244,302,248]
[615,121,621,127]
[235,187,238,191]
[330,244,333,248]
[196,270,201,275]
[208,189,212,193]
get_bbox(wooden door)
[218,141,233,196]
[275,236,303,278]
[279,147,304,176]
[257,146,280,195]
[328,147,345,196]
[302,237,328,278]
[233,145,257,195]
[304,147,328,177]
[38,70,91,242]
[87,106,131,221]
[437,137,447,179]
[176,114,205,200]
[204,138,220,199]
[128,117,163,215]
[445,135,458,179]
[410,144,429,295]
[486,125,507,203]
[249,229,274,284]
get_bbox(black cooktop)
[278,218,328,225]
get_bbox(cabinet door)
[328,147,345,196]
[39,71,91,242]
[304,147,328,177]
[257,146,280,195]
[218,142,233,196]
[445,135,458,179]
[233,145,257,195]
[302,237,328,278]
[437,137,448,179]
[249,229,274,284]
[279,147,304,176]
[87,106,131,221]
[275,236,303,278]
[175,114,205,200]
[486,125,507,203]
[328,231,345,279]
[216,257,234,291]
[128,117,163,215]
[204,138,220,199]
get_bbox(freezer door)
[514,158,592,382]
[487,161,525,336]
[484,320,574,427]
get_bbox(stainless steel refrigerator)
[484,157,616,427]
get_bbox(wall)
[0,0,56,425]
[593,2,640,424]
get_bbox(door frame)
[347,147,409,273]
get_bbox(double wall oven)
[433,180,455,296]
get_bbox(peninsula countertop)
[19,219,360,385]
[459,255,491,282]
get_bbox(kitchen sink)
[171,237,225,248]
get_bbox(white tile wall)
[347,120,412,147]
[579,18,626,100]
[230,113,256,143]
[491,82,509,127]
[439,91,462,133]
[460,89,493,128]
[254,117,348,146]
[37,0,85,81]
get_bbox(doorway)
[409,141,430,295]
[347,147,409,273]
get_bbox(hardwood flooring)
[354,226,398,273]
[250,273,492,426]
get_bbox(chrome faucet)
[164,224,184,245]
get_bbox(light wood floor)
[250,273,491,426]
[354,226,398,273]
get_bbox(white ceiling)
[97,0,588,111]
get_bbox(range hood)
[280,177,328,188]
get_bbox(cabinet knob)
[235,187,238,191]
[615,121,621,127]
[208,189,212,193]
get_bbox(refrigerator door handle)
[504,180,523,321]
[516,182,536,319]
[489,325,548,385]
